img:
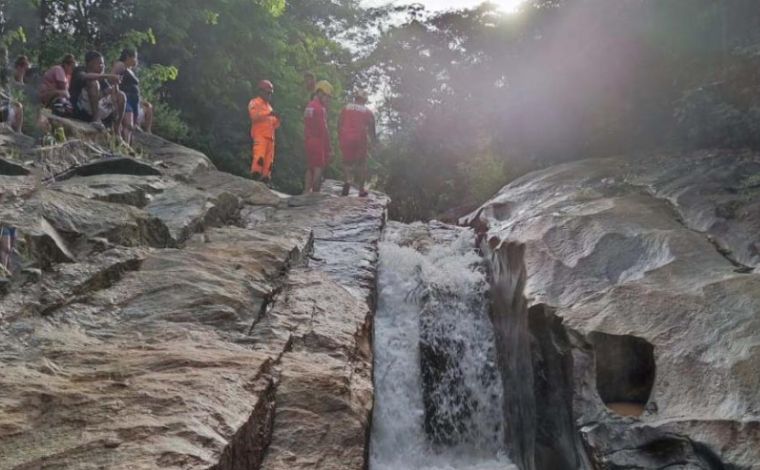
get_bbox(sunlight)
[489,0,524,13]
[363,0,525,14]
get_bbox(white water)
[370,222,516,470]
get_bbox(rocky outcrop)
[0,121,387,469]
[470,150,760,469]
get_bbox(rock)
[0,123,388,470]
[254,268,374,470]
[145,184,240,244]
[0,126,34,155]
[44,111,112,145]
[31,189,173,249]
[191,169,283,206]
[50,174,176,207]
[475,151,760,469]
[0,157,31,175]
[133,132,212,180]
[52,157,162,181]
[0,209,76,269]
[25,140,109,180]
[0,222,313,468]
[264,181,389,302]
[0,174,38,199]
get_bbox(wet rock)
[476,151,760,469]
[265,182,388,302]
[254,268,374,470]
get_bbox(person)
[111,48,142,143]
[70,50,126,136]
[248,80,281,184]
[304,71,316,96]
[0,50,24,133]
[303,80,333,193]
[338,89,377,197]
[0,225,16,272]
[39,54,77,117]
[11,55,30,86]
[137,100,153,133]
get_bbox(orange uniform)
[248,96,281,179]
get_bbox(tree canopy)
[4,0,760,219]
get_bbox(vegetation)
[3,0,760,219]
[361,0,760,220]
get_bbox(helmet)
[354,89,369,103]
[315,80,334,97]
[258,80,274,93]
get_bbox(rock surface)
[0,122,387,469]
[470,150,760,469]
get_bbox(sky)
[362,0,524,13]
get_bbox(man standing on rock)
[338,89,376,197]
[303,80,333,193]
[248,80,280,185]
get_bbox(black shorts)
[0,100,12,122]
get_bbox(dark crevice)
[528,305,587,470]
[50,157,162,182]
[588,332,655,417]
[0,157,31,175]
[247,232,313,336]
[705,235,754,273]
[487,241,593,470]
[40,256,145,316]
[207,374,277,470]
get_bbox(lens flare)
[491,0,523,13]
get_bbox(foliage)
[361,0,760,220]
[4,0,760,219]
[4,0,359,194]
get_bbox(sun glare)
[491,0,524,13]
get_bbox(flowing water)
[370,222,516,470]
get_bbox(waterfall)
[370,222,516,470]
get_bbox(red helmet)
[258,80,274,93]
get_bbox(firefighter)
[303,80,333,193]
[248,80,280,183]
[338,89,376,197]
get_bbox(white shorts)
[136,103,145,125]
[77,92,115,120]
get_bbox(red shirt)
[304,98,331,159]
[39,65,70,105]
[339,103,375,145]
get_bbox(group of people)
[0,48,153,143]
[248,76,377,197]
